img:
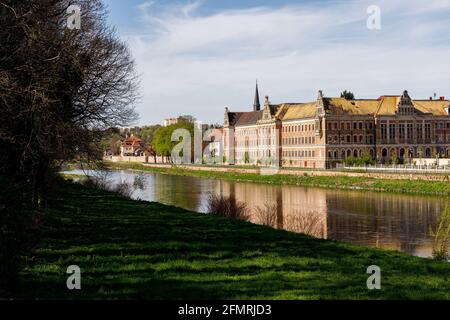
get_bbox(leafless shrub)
[80,170,112,190]
[110,182,133,198]
[430,206,450,261]
[80,177,97,188]
[254,203,278,227]
[79,170,135,198]
[133,173,147,190]
[284,211,326,238]
[207,194,250,221]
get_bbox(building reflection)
[210,179,446,257]
[115,170,446,258]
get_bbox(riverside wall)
[141,163,450,182]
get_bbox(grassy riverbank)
[6,182,450,299]
[106,162,450,197]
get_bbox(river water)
[67,169,448,258]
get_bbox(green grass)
[60,173,87,179]
[107,162,450,197]
[6,182,450,299]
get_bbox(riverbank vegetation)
[431,206,450,261]
[4,181,450,299]
[105,162,450,197]
[207,194,250,221]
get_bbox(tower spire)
[253,80,261,111]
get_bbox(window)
[389,124,396,141]
[399,124,406,140]
[425,123,432,140]
[381,124,387,141]
[407,124,413,141]
[417,124,423,141]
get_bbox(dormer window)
[396,90,416,115]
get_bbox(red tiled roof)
[122,135,143,147]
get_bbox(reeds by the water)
[431,205,450,261]
[206,194,250,221]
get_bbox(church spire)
[253,80,261,111]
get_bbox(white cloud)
[137,1,156,22]
[125,0,450,125]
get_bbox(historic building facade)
[223,85,450,169]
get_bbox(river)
[67,169,448,258]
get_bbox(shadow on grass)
[6,182,450,300]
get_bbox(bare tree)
[0,0,139,286]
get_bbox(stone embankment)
[142,163,450,182]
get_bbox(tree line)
[102,117,222,163]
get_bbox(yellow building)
[224,87,450,169]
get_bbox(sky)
[103,0,450,126]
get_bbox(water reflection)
[68,170,447,258]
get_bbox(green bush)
[344,152,375,166]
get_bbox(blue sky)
[103,0,450,126]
